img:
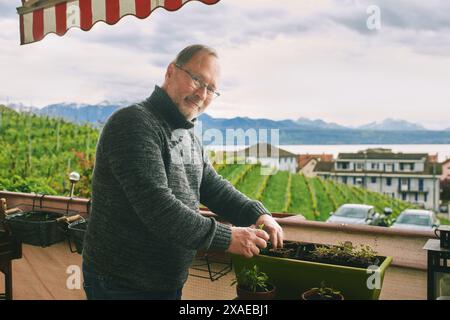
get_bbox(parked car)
[391,209,440,231]
[326,204,381,226]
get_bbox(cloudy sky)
[1,0,449,129]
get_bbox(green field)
[289,174,315,220]
[214,163,442,223]
[261,171,290,213]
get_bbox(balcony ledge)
[1,191,430,300]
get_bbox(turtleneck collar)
[144,85,196,130]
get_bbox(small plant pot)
[236,283,276,300]
[301,289,344,300]
[5,211,66,247]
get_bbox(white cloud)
[0,0,449,129]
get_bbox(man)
[82,44,283,300]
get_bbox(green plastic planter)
[232,250,392,300]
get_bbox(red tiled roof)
[298,154,333,168]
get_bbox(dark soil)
[13,211,63,222]
[261,240,383,269]
[301,289,344,300]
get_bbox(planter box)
[5,211,66,247]
[232,242,392,300]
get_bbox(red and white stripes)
[19,0,220,45]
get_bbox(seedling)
[231,265,271,293]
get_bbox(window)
[419,179,424,191]
[356,163,363,170]
[338,162,349,170]
[342,177,348,184]
[400,163,413,171]
[386,177,392,186]
[385,163,393,172]
[371,177,377,184]
[402,193,407,201]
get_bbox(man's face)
[163,51,220,121]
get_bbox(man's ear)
[162,63,175,89]
[165,63,175,81]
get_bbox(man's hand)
[255,214,284,249]
[226,227,270,258]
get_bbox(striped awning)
[17,0,220,45]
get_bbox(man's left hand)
[255,214,284,249]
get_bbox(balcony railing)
[399,185,429,193]
[0,190,432,300]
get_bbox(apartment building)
[315,148,442,210]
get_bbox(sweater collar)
[145,85,195,130]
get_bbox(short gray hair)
[174,44,218,66]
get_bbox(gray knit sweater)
[82,86,270,291]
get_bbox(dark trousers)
[82,263,183,300]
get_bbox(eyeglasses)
[175,63,221,99]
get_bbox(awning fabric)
[17,0,220,45]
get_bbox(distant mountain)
[296,117,348,130]
[198,114,300,130]
[8,101,130,125]
[36,102,124,125]
[4,102,450,144]
[7,102,37,113]
[357,118,426,131]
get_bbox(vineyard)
[0,105,98,197]
[214,162,419,222]
[0,105,446,224]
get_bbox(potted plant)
[231,264,276,300]
[232,240,392,300]
[301,281,344,300]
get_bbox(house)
[298,154,334,168]
[314,148,442,211]
[428,154,439,164]
[440,158,450,181]
[231,143,298,173]
[297,154,333,177]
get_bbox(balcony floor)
[0,242,426,300]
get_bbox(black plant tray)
[5,211,67,247]
[68,218,88,254]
